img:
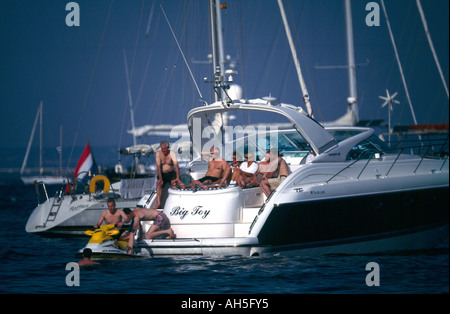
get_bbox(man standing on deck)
[154,141,182,209]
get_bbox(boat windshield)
[217,128,385,162]
[346,134,395,160]
[217,129,310,162]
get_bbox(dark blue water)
[0,179,448,295]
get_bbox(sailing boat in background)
[20,101,67,185]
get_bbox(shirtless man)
[260,148,290,197]
[191,147,231,187]
[77,248,100,266]
[93,198,128,229]
[154,141,182,209]
[122,207,174,254]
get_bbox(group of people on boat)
[154,140,291,197]
[227,148,290,197]
[90,140,292,254]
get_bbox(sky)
[0,0,448,168]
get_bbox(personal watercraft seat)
[85,224,119,244]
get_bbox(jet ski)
[76,224,139,258]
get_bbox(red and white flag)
[73,142,96,182]
[65,142,96,194]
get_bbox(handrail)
[386,149,403,177]
[356,153,374,180]
[439,156,449,171]
[33,180,49,205]
[326,158,361,184]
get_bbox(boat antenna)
[160,4,206,105]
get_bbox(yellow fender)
[89,175,110,194]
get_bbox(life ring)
[89,175,111,194]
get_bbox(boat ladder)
[44,197,63,224]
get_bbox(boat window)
[346,135,392,160]
[284,132,310,150]
[347,140,379,160]
[366,134,395,153]
[254,132,309,159]
[225,130,310,162]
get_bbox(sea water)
[0,179,448,296]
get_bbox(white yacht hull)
[115,163,448,257]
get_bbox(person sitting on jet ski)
[93,198,128,230]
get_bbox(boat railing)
[326,140,449,184]
[33,180,66,205]
[325,157,360,184]
[391,137,449,174]
[388,135,449,157]
[383,149,403,177]
[33,180,50,204]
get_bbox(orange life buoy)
[89,175,111,194]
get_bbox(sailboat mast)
[21,101,42,175]
[277,0,313,117]
[380,0,418,125]
[59,125,63,175]
[416,0,449,99]
[39,100,43,175]
[344,0,359,125]
[123,49,137,146]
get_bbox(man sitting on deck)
[259,148,290,197]
[190,146,231,188]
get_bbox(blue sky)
[1,0,448,159]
